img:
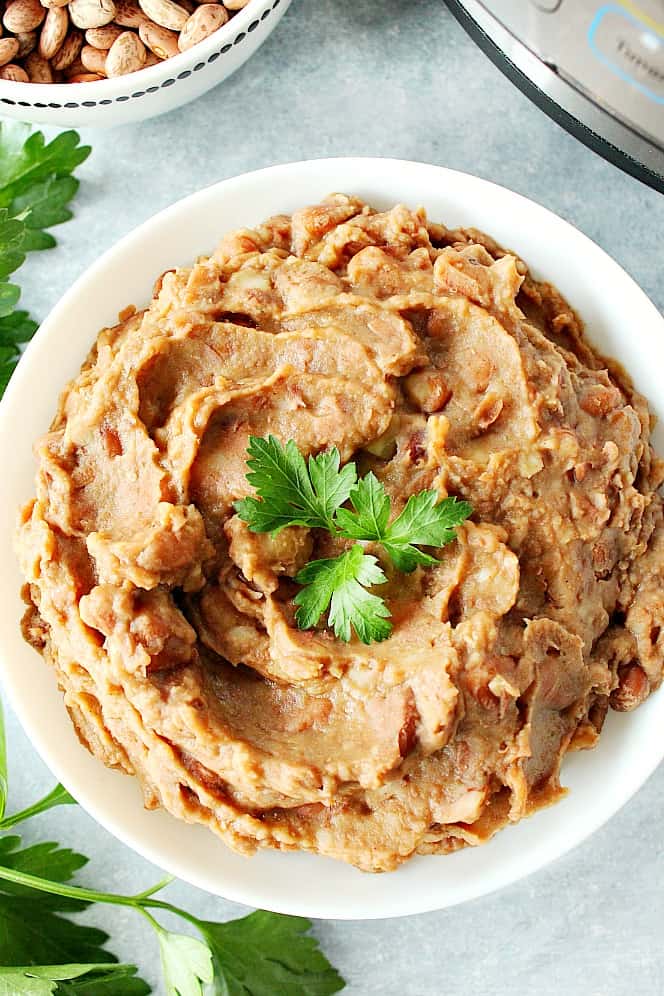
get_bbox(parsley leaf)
[0,836,112,966]
[0,124,90,209]
[0,695,6,820]
[0,784,77,831]
[0,836,87,887]
[237,437,472,643]
[382,491,472,572]
[334,472,391,540]
[0,212,28,281]
[0,309,38,348]
[0,122,90,400]
[196,910,345,996]
[0,344,19,393]
[235,436,356,534]
[0,890,113,967]
[295,545,392,644]
[10,175,80,248]
[337,475,471,572]
[157,929,213,996]
[0,963,148,996]
[0,828,150,990]
[0,815,343,996]
[385,489,473,548]
[0,275,20,319]
[55,965,150,995]
[55,964,150,995]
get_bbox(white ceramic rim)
[1,158,663,920]
[0,0,275,101]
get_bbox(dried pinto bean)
[138,21,180,60]
[3,0,46,34]
[105,27,144,75]
[178,2,226,50]
[69,70,102,79]
[15,30,37,57]
[139,19,177,57]
[0,62,29,79]
[0,0,240,82]
[25,49,54,78]
[38,5,69,59]
[80,41,107,71]
[113,0,149,27]
[50,27,82,68]
[85,22,122,46]
[0,37,20,65]
[138,0,187,31]
[68,0,116,29]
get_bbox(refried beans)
[16,195,664,871]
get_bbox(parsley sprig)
[0,122,90,398]
[236,436,472,644]
[0,701,344,996]
[235,436,357,534]
[294,545,393,644]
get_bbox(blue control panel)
[484,0,664,148]
[589,4,664,104]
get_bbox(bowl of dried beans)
[0,0,290,125]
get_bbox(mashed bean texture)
[17,196,664,871]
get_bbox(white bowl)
[1,158,663,920]
[0,0,290,128]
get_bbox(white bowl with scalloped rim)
[1,158,663,919]
[0,0,290,128]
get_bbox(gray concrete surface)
[3,0,664,992]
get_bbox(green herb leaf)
[0,836,113,965]
[0,831,340,996]
[157,930,213,996]
[381,491,472,572]
[0,124,90,207]
[0,892,113,967]
[0,969,57,995]
[0,836,87,887]
[294,545,392,644]
[0,700,7,820]
[0,784,77,831]
[0,344,19,393]
[336,475,472,572]
[235,436,356,534]
[0,309,38,348]
[0,211,27,279]
[0,123,89,400]
[55,964,151,995]
[21,229,56,252]
[0,836,150,990]
[0,963,147,996]
[0,280,20,318]
[0,969,58,996]
[334,472,391,540]
[10,175,79,236]
[237,437,471,643]
[196,910,345,996]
